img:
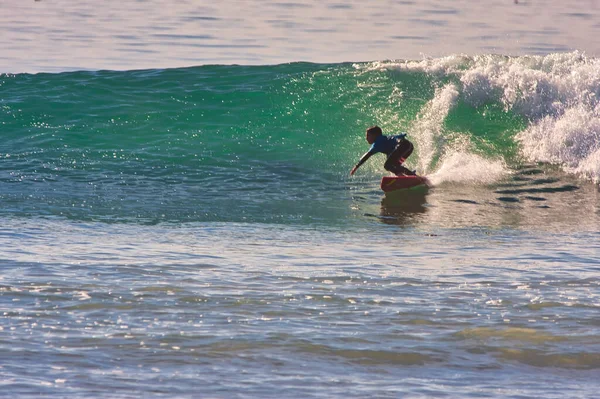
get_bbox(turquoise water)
[2,2,600,398]
[3,55,599,225]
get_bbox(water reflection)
[379,188,428,225]
[374,168,600,231]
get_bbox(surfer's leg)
[384,140,414,175]
[396,165,416,176]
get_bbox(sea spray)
[517,105,600,182]
[428,152,508,186]
[375,51,600,182]
[411,84,460,176]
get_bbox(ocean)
[1,1,600,398]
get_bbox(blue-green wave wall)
[1,53,597,223]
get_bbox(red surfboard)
[380,175,430,192]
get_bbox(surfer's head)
[366,125,382,144]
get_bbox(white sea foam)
[366,54,470,76]
[516,105,600,182]
[412,84,460,175]
[408,81,509,185]
[381,52,600,182]
[428,152,508,186]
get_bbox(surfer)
[350,125,416,176]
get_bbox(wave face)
[1,52,598,223]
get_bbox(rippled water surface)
[2,1,600,398]
[2,219,600,398]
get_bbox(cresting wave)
[365,51,600,183]
[1,52,598,223]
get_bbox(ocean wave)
[369,51,600,182]
[1,53,598,223]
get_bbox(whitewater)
[1,1,600,398]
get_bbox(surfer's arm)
[350,150,375,175]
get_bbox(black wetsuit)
[355,134,415,176]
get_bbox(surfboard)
[380,175,430,192]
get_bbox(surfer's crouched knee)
[384,163,399,173]
[387,165,415,176]
[386,164,405,176]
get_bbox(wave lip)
[372,51,600,183]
